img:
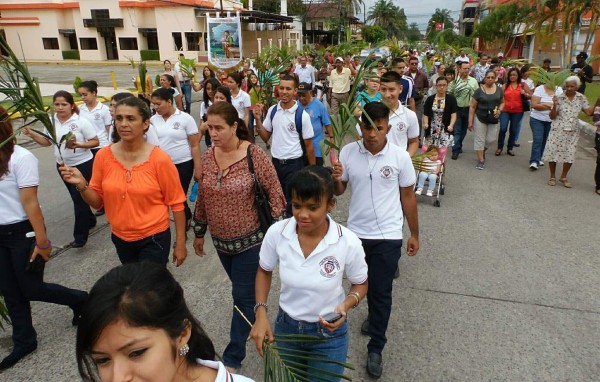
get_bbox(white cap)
[335,56,344,62]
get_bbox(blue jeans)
[529,117,552,165]
[0,220,87,352]
[498,111,524,150]
[361,238,403,355]
[218,246,260,369]
[181,81,192,113]
[452,107,470,154]
[274,308,349,381]
[417,172,438,192]
[57,159,96,244]
[111,228,171,265]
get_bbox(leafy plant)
[178,56,197,81]
[73,76,83,93]
[128,58,148,93]
[252,46,295,107]
[528,67,572,89]
[0,34,73,161]
[235,306,354,381]
[62,50,80,60]
[140,49,160,61]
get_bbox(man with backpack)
[253,74,316,216]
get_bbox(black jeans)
[272,157,304,217]
[175,159,194,222]
[360,238,403,355]
[452,107,470,155]
[111,228,171,265]
[57,159,96,244]
[595,133,600,190]
[0,220,88,352]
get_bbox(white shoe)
[415,188,423,195]
[426,190,433,197]
[529,162,538,170]
[538,161,544,166]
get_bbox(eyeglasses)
[409,62,418,65]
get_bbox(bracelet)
[253,302,268,313]
[347,291,360,308]
[75,183,88,192]
[35,240,52,250]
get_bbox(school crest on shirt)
[287,122,296,132]
[69,123,78,132]
[94,113,101,120]
[173,122,181,130]
[319,256,340,278]
[396,121,407,132]
[380,166,394,179]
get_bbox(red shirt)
[503,83,524,113]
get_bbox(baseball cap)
[335,57,344,63]
[577,51,588,60]
[497,52,504,57]
[297,82,312,93]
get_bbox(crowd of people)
[0,45,599,382]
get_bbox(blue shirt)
[302,98,331,158]
[356,90,382,105]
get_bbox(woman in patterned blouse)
[192,102,285,373]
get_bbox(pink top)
[503,83,524,113]
[193,144,285,255]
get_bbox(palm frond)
[528,67,572,88]
[178,56,196,81]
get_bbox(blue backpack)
[269,101,307,165]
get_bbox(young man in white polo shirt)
[254,74,316,216]
[332,101,419,378]
[380,71,420,156]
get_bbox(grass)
[581,83,600,124]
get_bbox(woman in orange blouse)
[192,102,285,373]
[59,97,187,267]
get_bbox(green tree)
[362,25,387,43]
[367,0,408,39]
[474,2,532,56]
[426,8,454,42]
[253,0,305,15]
[406,22,422,43]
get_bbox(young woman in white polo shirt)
[0,107,88,370]
[150,88,201,229]
[78,80,111,156]
[250,166,368,380]
[226,72,251,129]
[23,91,99,248]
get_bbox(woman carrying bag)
[192,102,285,373]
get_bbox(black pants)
[361,238,403,355]
[272,158,304,217]
[595,133,600,190]
[0,220,87,352]
[111,228,171,265]
[57,159,96,244]
[175,159,194,221]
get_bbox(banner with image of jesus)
[206,14,243,70]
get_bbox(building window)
[185,32,201,51]
[80,37,98,50]
[317,22,324,31]
[119,37,138,50]
[42,38,59,50]
[146,29,159,50]
[311,22,316,30]
[173,32,183,51]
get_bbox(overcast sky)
[355,0,464,32]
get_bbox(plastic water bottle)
[189,181,198,202]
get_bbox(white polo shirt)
[387,101,419,150]
[231,90,251,119]
[339,140,416,239]
[79,102,111,147]
[52,113,97,166]
[151,109,198,164]
[263,102,314,160]
[0,146,38,225]
[260,217,368,322]
[294,64,315,85]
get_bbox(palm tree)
[426,8,454,42]
[367,0,408,39]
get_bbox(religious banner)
[206,13,243,70]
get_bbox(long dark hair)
[54,90,79,115]
[0,107,15,177]
[161,74,177,88]
[206,102,249,141]
[227,71,243,88]
[203,78,221,108]
[110,93,136,143]
[214,86,232,104]
[202,66,215,80]
[505,67,522,86]
[290,165,334,204]
[151,87,175,104]
[76,263,216,381]
[78,80,99,95]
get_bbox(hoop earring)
[178,343,189,357]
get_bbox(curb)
[26,60,209,67]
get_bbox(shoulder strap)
[269,105,277,124]
[295,103,307,160]
[246,144,255,176]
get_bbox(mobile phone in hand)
[322,312,342,323]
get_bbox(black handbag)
[246,145,273,233]
[521,93,531,112]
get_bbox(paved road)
[1,101,599,380]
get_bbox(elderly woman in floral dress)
[543,76,595,188]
